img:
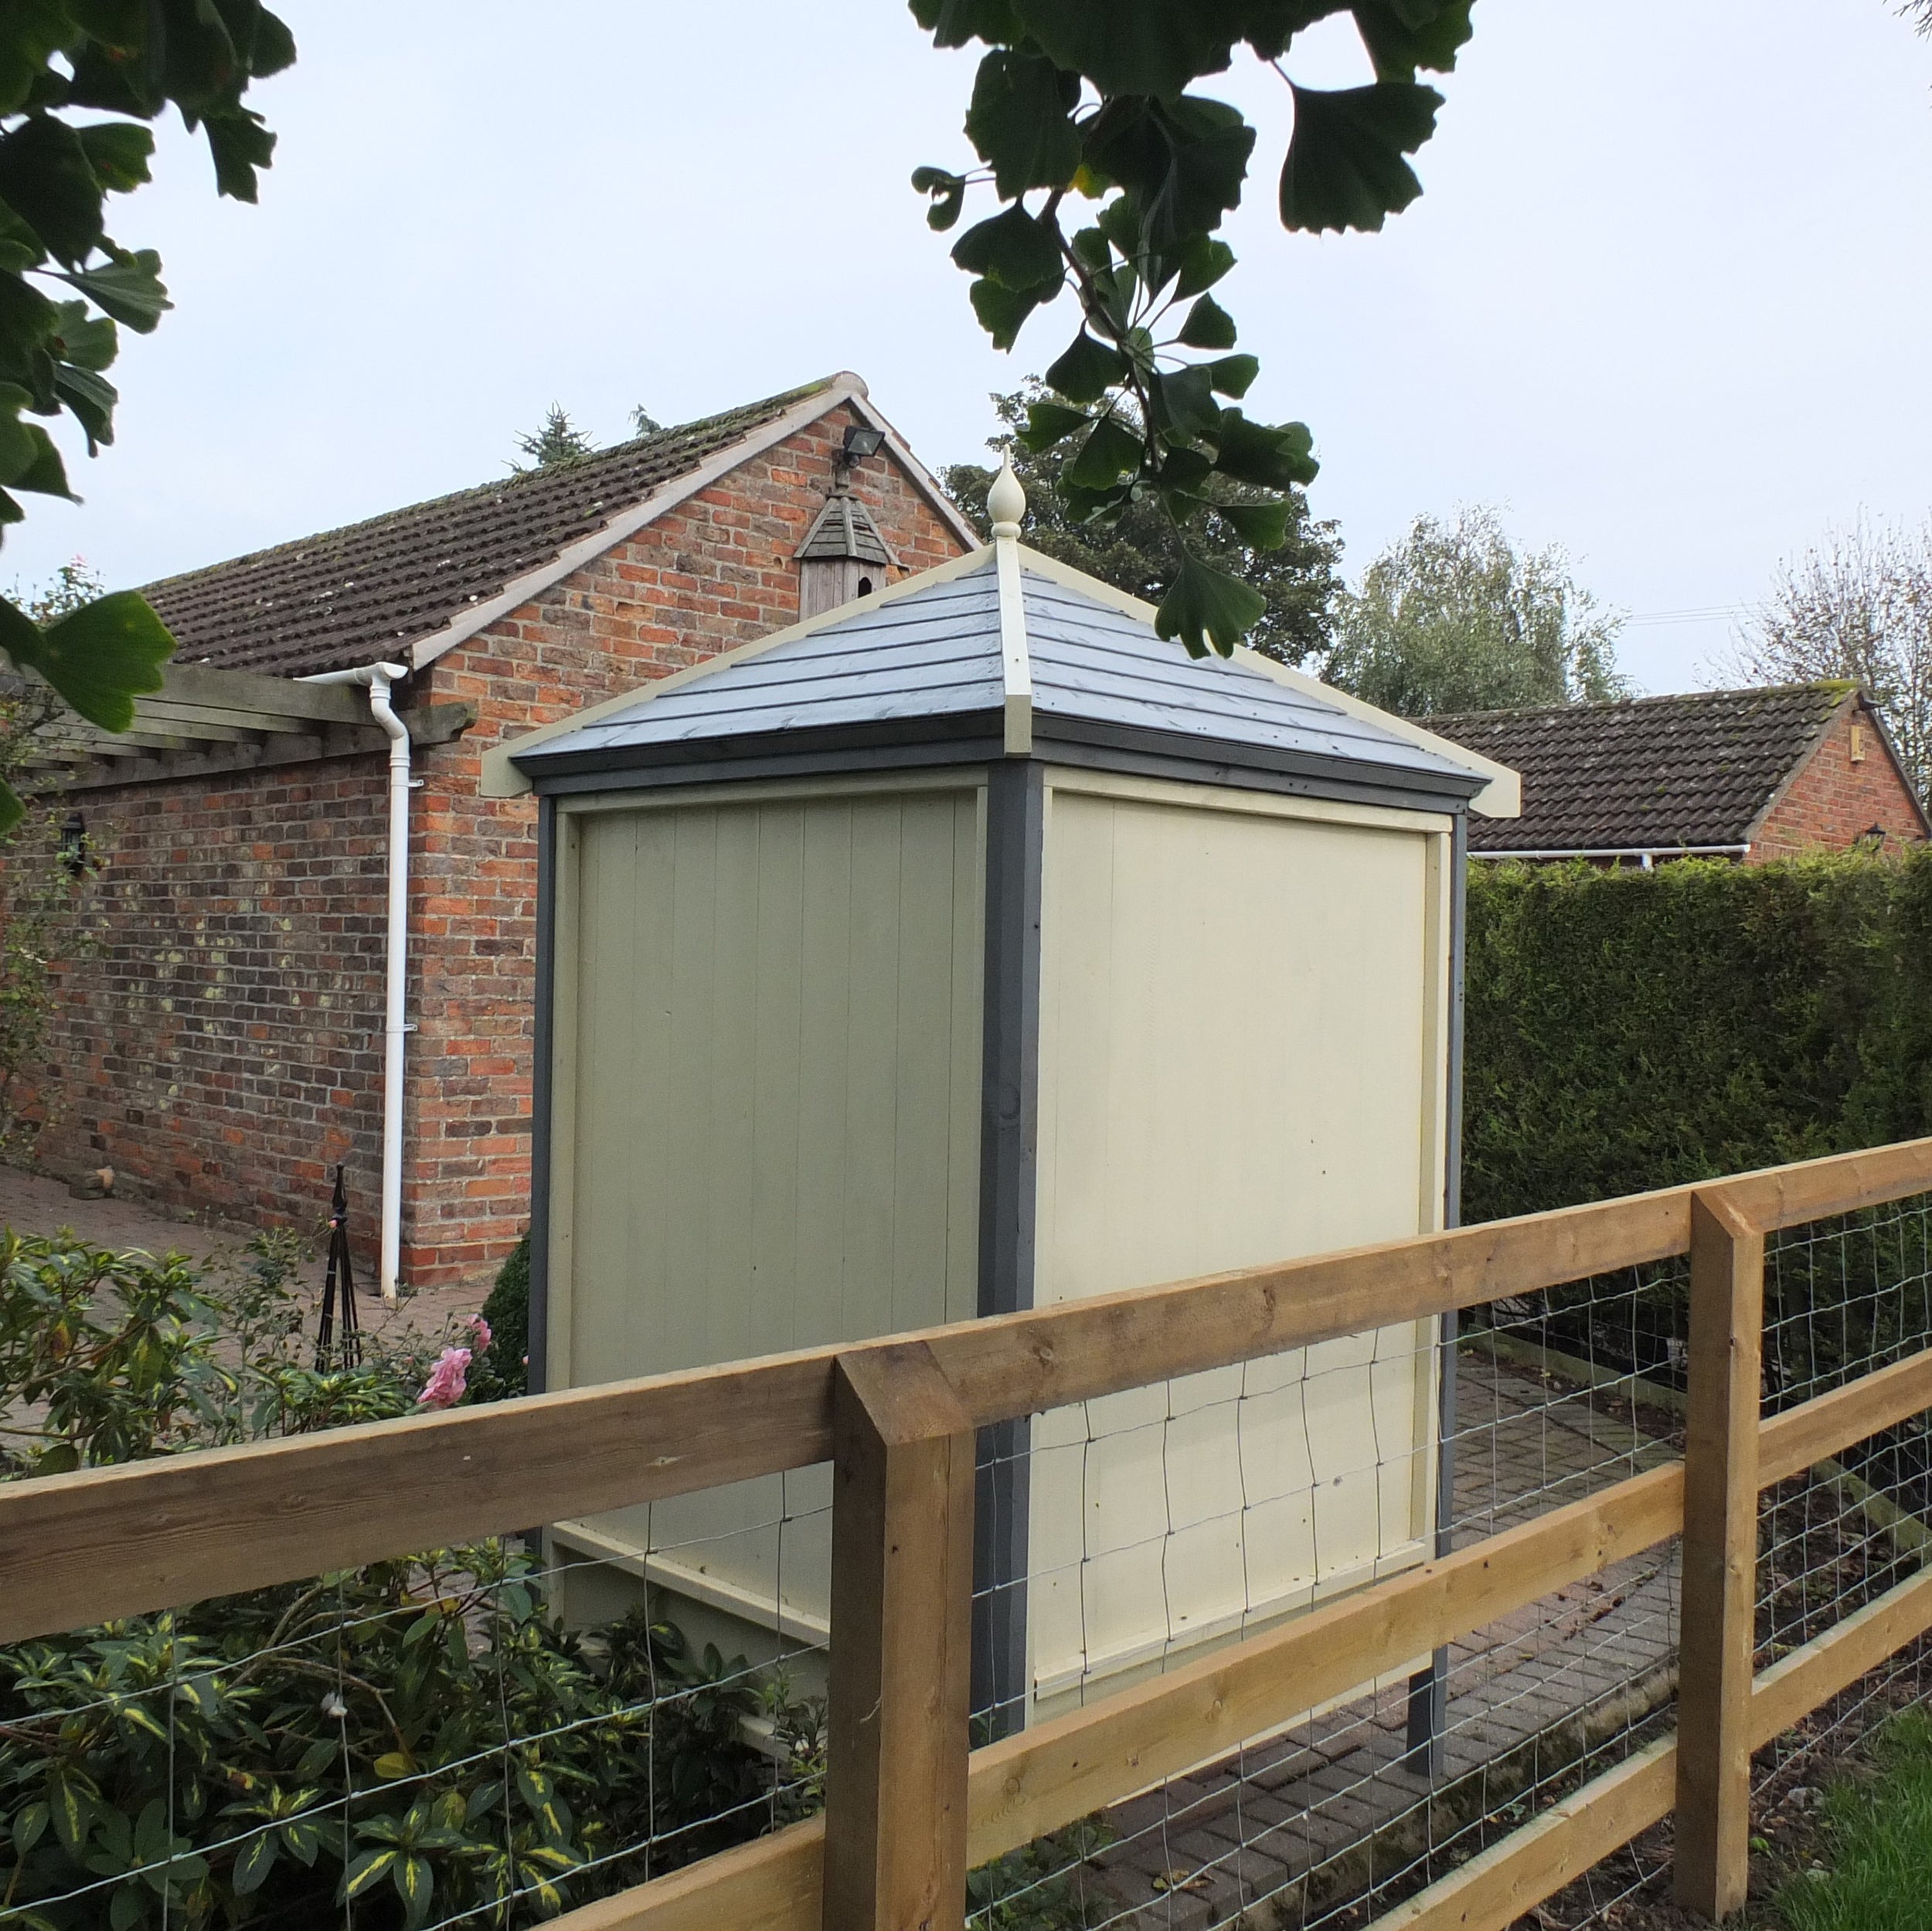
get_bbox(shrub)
[0,1236,817,1928]
[474,1235,530,1399]
[1463,848,1932,1222]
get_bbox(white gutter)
[1476,845,1749,865]
[299,661,412,1301]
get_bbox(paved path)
[0,1164,490,1372]
[1076,1355,1682,1930]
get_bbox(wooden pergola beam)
[15,653,478,790]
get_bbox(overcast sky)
[10,1,1932,692]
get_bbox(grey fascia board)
[1029,714,1488,807]
[522,699,1485,809]
[527,729,1476,818]
[526,733,1011,797]
[1029,737,1480,818]
[522,708,1009,789]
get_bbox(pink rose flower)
[468,1314,492,1353]
[417,1345,472,1409]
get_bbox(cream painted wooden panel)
[553,781,985,1633]
[1030,782,1444,1705]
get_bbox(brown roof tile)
[141,379,839,680]
[1424,684,1859,853]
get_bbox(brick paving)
[1076,1355,1682,1929]
[0,1164,489,1443]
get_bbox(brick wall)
[1750,699,1930,862]
[30,404,968,1284]
[30,760,393,1246]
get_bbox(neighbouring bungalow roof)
[136,375,927,682]
[502,548,1509,812]
[1424,683,1913,854]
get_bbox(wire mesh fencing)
[5,1188,1932,1930]
[0,1488,833,1928]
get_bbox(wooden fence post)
[1675,1188,1767,1921]
[824,1341,976,1931]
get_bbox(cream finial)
[988,457,1026,540]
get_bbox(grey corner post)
[527,794,556,1402]
[1407,807,1468,1776]
[974,757,1044,1739]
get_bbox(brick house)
[1425,683,1929,867]
[26,373,976,1287]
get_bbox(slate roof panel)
[517,556,1485,798]
[538,569,1007,755]
[1020,576,1475,780]
[1424,685,1853,852]
[139,380,838,681]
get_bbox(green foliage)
[0,1235,822,1926]
[945,384,1343,665]
[0,4,297,824]
[910,0,1471,655]
[475,1232,531,1399]
[0,1229,436,1477]
[967,1816,1116,1928]
[1461,851,1932,1226]
[0,596,102,1152]
[1777,1709,1932,1930]
[513,406,596,471]
[1325,506,1628,718]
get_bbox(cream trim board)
[418,376,979,678]
[1418,828,1453,1238]
[1043,763,1454,838]
[549,1520,833,1647]
[1408,828,1454,1542]
[1239,651,1520,820]
[995,532,1033,754]
[480,542,1000,797]
[413,376,865,678]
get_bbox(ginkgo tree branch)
[0,2,296,828]
[911,0,1472,657]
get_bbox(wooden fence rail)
[5,1134,1932,1929]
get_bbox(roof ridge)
[139,376,841,600]
[1425,681,1855,727]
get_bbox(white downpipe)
[300,661,411,1301]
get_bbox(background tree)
[514,404,597,470]
[1729,515,1932,807]
[945,384,1343,665]
[1324,506,1628,717]
[0,4,295,826]
[910,0,1471,655]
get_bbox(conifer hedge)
[1461,849,1932,1224]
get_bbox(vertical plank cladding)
[1029,783,1444,1711]
[556,780,985,1633]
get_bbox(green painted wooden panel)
[553,780,985,1633]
